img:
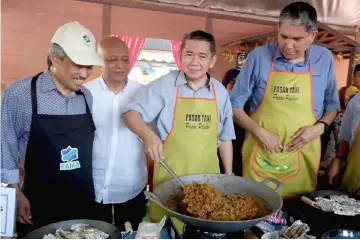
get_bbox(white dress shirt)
[85,77,147,204]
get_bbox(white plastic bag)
[135,216,167,239]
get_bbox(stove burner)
[182,225,245,239]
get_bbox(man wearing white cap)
[1,21,103,237]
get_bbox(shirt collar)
[40,69,58,93]
[175,71,212,89]
[275,45,311,67]
[99,75,129,93]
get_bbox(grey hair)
[279,1,318,33]
[47,43,67,68]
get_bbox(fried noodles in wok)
[166,182,262,221]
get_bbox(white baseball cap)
[51,21,104,66]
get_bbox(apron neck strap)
[75,90,91,114]
[30,72,43,115]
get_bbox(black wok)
[24,219,121,239]
[288,190,360,238]
[145,174,283,233]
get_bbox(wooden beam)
[325,38,342,49]
[205,15,213,34]
[318,22,360,47]
[221,31,277,47]
[315,31,329,43]
[77,0,356,36]
[102,4,111,38]
[347,49,356,86]
[316,43,353,51]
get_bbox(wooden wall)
[1,0,354,88]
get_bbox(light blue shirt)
[124,71,235,144]
[230,44,340,119]
[339,93,360,148]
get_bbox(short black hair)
[180,30,216,56]
[354,64,360,75]
[279,1,318,32]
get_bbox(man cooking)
[1,22,103,237]
[123,30,235,222]
[230,1,339,198]
[85,36,147,230]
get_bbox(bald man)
[85,37,147,230]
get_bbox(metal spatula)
[137,137,185,188]
[159,159,185,189]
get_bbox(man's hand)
[255,127,282,153]
[327,158,341,186]
[16,189,33,225]
[286,124,324,152]
[143,132,163,162]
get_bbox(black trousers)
[92,189,147,231]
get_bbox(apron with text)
[17,73,96,237]
[242,50,321,198]
[341,122,360,194]
[150,83,220,228]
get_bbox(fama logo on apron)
[60,146,81,171]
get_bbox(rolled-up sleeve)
[323,51,340,111]
[1,87,21,184]
[230,52,256,109]
[123,78,165,123]
[339,95,356,143]
[219,95,236,141]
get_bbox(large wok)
[144,174,283,233]
[24,219,121,239]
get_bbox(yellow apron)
[150,83,220,228]
[341,123,360,194]
[242,48,321,198]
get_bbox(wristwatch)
[315,120,329,132]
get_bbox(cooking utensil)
[144,174,283,233]
[301,196,321,209]
[24,219,121,239]
[158,159,185,188]
[122,222,133,239]
[137,137,185,188]
[321,229,360,239]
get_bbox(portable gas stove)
[181,224,262,239]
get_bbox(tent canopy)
[157,0,360,28]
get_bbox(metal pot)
[144,174,283,233]
[23,219,121,239]
[322,229,360,239]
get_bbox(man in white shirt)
[85,37,147,230]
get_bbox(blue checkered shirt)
[1,69,93,184]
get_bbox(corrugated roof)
[142,38,172,51]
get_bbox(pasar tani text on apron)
[242,47,321,198]
[17,72,96,237]
[150,81,220,229]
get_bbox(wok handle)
[300,196,320,209]
[261,178,283,192]
[144,191,163,206]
